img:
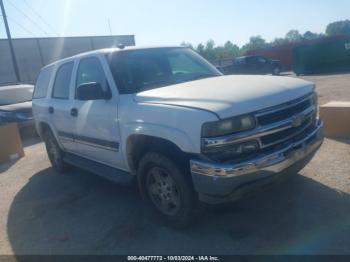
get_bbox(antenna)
[108,19,112,36]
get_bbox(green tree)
[271,37,288,46]
[204,39,216,60]
[180,41,194,49]
[240,35,267,54]
[303,31,320,40]
[249,35,267,49]
[214,46,226,60]
[285,30,303,42]
[196,43,205,56]
[224,41,240,57]
[326,20,350,36]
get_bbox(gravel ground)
[295,73,350,105]
[0,137,349,255]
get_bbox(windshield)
[107,47,222,94]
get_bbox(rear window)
[33,66,53,99]
[52,62,74,99]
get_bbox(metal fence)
[0,35,135,85]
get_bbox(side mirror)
[76,82,111,101]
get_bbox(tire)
[43,129,69,173]
[137,152,197,228]
[272,66,281,75]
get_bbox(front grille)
[257,94,316,150]
[202,92,317,162]
[257,98,312,125]
[260,114,314,148]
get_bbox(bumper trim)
[191,120,323,178]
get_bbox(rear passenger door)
[72,56,122,168]
[49,61,77,152]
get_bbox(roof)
[42,46,185,69]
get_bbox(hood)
[0,101,32,113]
[134,75,314,119]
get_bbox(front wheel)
[272,66,281,75]
[138,152,196,228]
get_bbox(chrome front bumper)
[190,120,323,203]
[191,120,323,178]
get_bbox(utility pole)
[0,0,20,82]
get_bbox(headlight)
[202,115,256,137]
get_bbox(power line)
[3,14,36,37]
[5,0,49,36]
[22,0,59,36]
[1,13,36,37]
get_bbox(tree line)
[181,19,350,61]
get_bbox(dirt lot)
[0,73,350,255]
[293,72,350,105]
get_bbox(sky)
[0,0,349,47]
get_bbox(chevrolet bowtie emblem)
[291,114,305,127]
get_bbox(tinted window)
[258,57,267,63]
[246,56,258,64]
[234,58,246,65]
[33,66,53,99]
[76,57,108,93]
[108,48,221,94]
[52,62,74,99]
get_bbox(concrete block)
[319,101,350,138]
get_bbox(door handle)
[70,108,78,117]
[48,106,54,114]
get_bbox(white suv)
[32,46,323,227]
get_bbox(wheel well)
[38,122,51,137]
[126,135,190,174]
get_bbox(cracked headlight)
[202,115,256,137]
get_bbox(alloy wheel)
[146,167,181,216]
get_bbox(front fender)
[121,122,195,154]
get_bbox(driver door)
[72,55,123,168]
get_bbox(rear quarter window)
[33,66,53,99]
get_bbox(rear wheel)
[272,66,281,75]
[43,129,69,173]
[138,152,196,228]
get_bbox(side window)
[33,66,53,99]
[258,57,267,64]
[246,57,258,64]
[52,62,74,99]
[76,57,109,93]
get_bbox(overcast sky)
[0,0,349,47]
